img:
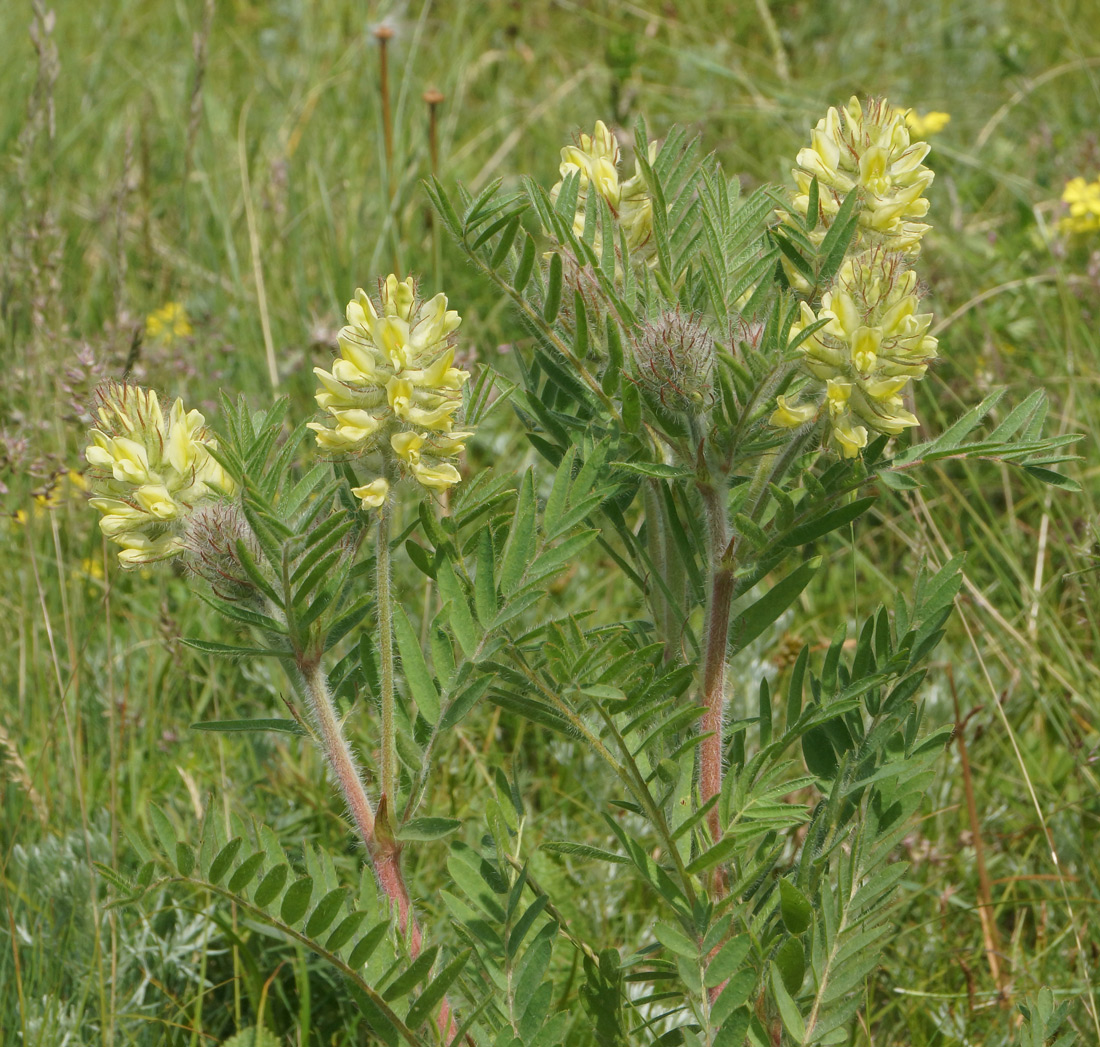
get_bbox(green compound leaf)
[179,638,287,658]
[705,936,750,988]
[780,497,877,547]
[347,920,391,970]
[405,949,471,1030]
[780,878,814,935]
[208,838,243,886]
[775,936,806,995]
[326,910,370,952]
[544,253,563,322]
[499,468,536,595]
[728,557,820,656]
[383,945,440,1003]
[148,803,177,866]
[304,887,348,938]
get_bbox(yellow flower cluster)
[309,276,472,502]
[904,110,951,139]
[790,96,935,256]
[84,383,232,566]
[772,250,938,457]
[1059,176,1100,236]
[146,301,193,343]
[550,120,655,258]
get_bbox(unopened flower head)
[787,96,935,257]
[309,275,473,494]
[182,501,262,600]
[635,310,714,417]
[84,383,233,566]
[550,120,656,260]
[1059,176,1100,236]
[773,249,938,457]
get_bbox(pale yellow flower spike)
[310,276,473,494]
[774,248,936,457]
[83,383,233,567]
[549,122,657,261]
[786,96,935,258]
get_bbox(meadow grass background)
[2,0,1100,1043]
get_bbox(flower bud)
[549,121,657,264]
[181,502,264,601]
[634,311,715,421]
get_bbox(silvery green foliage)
[10,817,220,1045]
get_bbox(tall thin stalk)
[698,480,732,844]
[377,500,398,807]
[297,659,425,954]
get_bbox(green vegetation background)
[2,0,1098,1043]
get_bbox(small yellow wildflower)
[1059,176,1100,236]
[776,249,937,457]
[84,383,233,566]
[904,110,951,138]
[80,557,105,581]
[32,470,87,510]
[146,302,193,343]
[309,276,474,494]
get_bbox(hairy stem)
[699,481,732,844]
[299,657,449,1036]
[299,661,377,854]
[643,480,673,653]
[377,502,398,807]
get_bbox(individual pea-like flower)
[1059,176,1100,236]
[83,382,233,566]
[769,395,816,429]
[786,96,935,257]
[308,275,473,494]
[351,478,389,509]
[772,249,938,457]
[549,120,656,260]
